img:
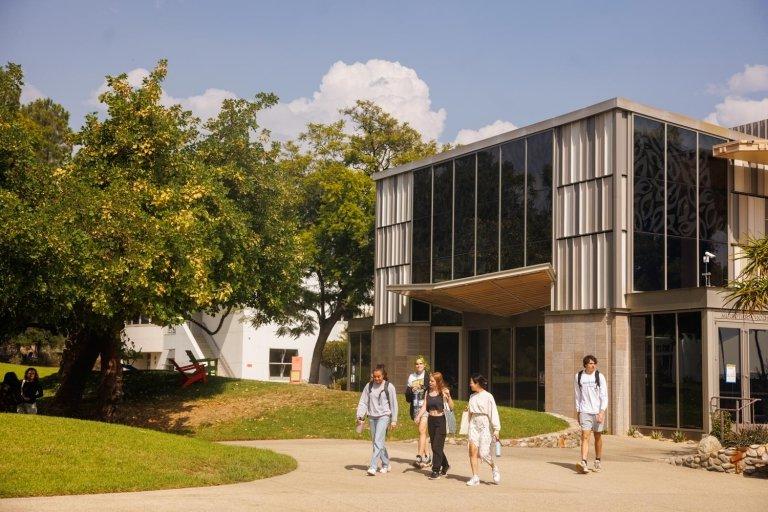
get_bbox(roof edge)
[373,97,753,181]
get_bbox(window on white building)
[269,349,298,379]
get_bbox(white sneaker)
[577,460,589,474]
[367,467,377,476]
[466,475,480,486]
[379,466,390,474]
[492,466,501,484]
[593,460,602,473]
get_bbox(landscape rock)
[698,435,722,455]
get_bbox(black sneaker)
[440,465,450,476]
[429,470,440,480]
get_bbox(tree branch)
[184,306,233,336]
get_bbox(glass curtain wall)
[476,325,544,412]
[633,116,728,291]
[411,131,552,284]
[348,331,372,392]
[630,312,703,429]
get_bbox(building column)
[610,312,631,436]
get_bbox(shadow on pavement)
[547,461,583,474]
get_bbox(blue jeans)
[369,415,390,469]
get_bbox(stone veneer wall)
[666,444,768,476]
[545,311,631,436]
[371,324,430,390]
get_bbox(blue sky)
[2,0,767,143]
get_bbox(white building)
[124,309,339,383]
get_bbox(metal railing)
[709,396,762,433]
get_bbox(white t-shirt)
[407,371,427,408]
[574,370,608,415]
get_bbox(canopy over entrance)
[388,263,555,317]
[713,139,768,165]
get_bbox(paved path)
[2,436,766,512]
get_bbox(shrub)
[724,425,768,447]
[627,426,638,437]
[650,430,664,440]
[710,410,733,442]
[672,430,686,443]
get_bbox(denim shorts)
[579,412,604,432]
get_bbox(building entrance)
[432,329,461,393]
[717,326,768,423]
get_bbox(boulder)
[698,435,722,455]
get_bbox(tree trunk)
[97,323,124,421]
[308,309,344,384]
[51,328,101,416]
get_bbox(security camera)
[704,251,716,259]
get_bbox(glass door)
[748,329,768,423]
[432,330,460,393]
[718,327,742,418]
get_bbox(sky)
[2,0,768,144]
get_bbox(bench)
[185,350,218,376]
[168,358,207,388]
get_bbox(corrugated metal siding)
[732,119,768,139]
[374,266,410,325]
[374,172,412,326]
[553,112,615,311]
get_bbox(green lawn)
[0,413,296,498]
[0,362,59,380]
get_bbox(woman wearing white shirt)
[466,374,501,486]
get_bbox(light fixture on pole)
[702,251,716,287]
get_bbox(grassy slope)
[110,372,568,442]
[0,362,59,380]
[0,413,296,498]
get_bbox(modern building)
[124,310,337,383]
[367,97,768,436]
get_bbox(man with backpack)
[574,355,608,473]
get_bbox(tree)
[0,61,301,418]
[727,237,768,312]
[279,101,441,383]
[321,338,347,388]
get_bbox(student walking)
[574,355,608,473]
[356,364,398,476]
[17,367,42,414]
[414,372,453,479]
[405,356,430,468]
[466,374,501,486]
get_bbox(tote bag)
[459,411,469,436]
[444,402,457,434]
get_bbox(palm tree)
[726,237,768,312]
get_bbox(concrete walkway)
[2,436,766,512]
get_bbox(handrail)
[709,396,762,433]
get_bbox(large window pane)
[453,154,476,279]
[476,147,499,274]
[667,236,697,289]
[360,331,371,388]
[630,315,653,426]
[749,330,768,423]
[718,327,741,420]
[349,333,361,391]
[500,139,525,270]
[526,131,552,265]
[491,328,511,407]
[434,332,460,391]
[633,232,664,291]
[537,325,545,412]
[468,330,489,382]
[654,314,677,427]
[412,167,432,283]
[432,162,453,282]
[514,326,538,410]
[634,116,665,235]
[678,312,702,429]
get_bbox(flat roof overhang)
[388,263,555,317]
[713,139,768,165]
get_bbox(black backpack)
[577,369,601,389]
[367,380,392,409]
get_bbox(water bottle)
[495,440,502,457]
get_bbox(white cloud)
[453,120,518,145]
[20,83,45,104]
[87,67,236,122]
[706,64,768,127]
[705,96,768,127]
[259,59,447,141]
[726,64,768,95]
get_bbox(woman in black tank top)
[414,372,454,479]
